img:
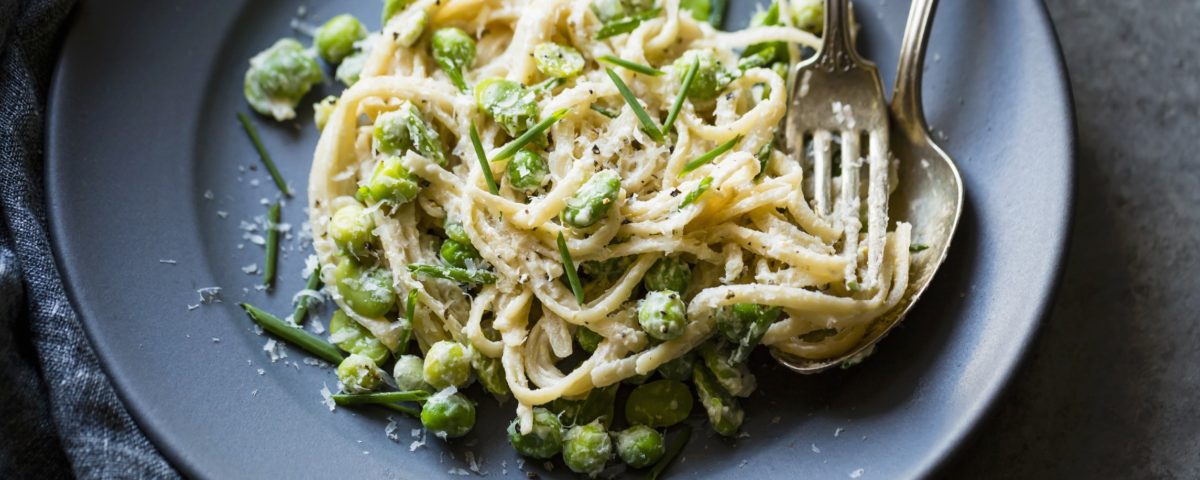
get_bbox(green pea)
[315,14,367,64]
[472,354,510,399]
[422,340,473,389]
[715,303,782,363]
[533,42,585,78]
[793,0,824,36]
[329,204,375,258]
[625,379,693,427]
[672,49,735,101]
[420,390,476,438]
[333,257,396,318]
[507,407,563,459]
[656,352,694,382]
[430,27,476,91]
[637,291,687,341]
[679,0,710,21]
[314,95,337,131]
[243,38,323,121]
[614,425,665,468]
[336,353,384,393]
[393,354,433,392]
[362,155,422,207]
[375,102,448,165]
[562,169,621,228]
[580,256,634,281]
[328,310,390,364]
[335,49,367,86]
[692,363,743,436]
[562,421,612,476]
[382,0,412,23]
[507,150,550,192]
[475,78,538,138]
[373,109,413,155]
[626,373,651,385]
[575,326,603,353]
[439,239,482,269]
[643,256,691,293]
[698,342,756,397]
[444,218,470,244]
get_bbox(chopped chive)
[598,55,664,76]
[679,135,742,177]
[647,424,692,480]
[332,391,430,406]
[910,243,930,253]
[289,271,323,324]
[469,123,499,195]
[708,0,729,28]
[399,288,418,348]
[236,112,291,197]
[491,108,571,162]
[595,8,662,40]
[379,402,421,417]
[240,303,345,364]
[605,68,664,143]
[263,202,281,290]
[532,77,565,93]
[662,58,699,136]
[557,232,585,304]
[754,140,773,181]
[408,264,498,285]
[679,176,713,209]
[589,104,619,119]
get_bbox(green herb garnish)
[662,58,699,136]
[754,140,773,181]
[240,303,344,364]
[598,55,664,76]
[407,264,498,285]
[589,104,620,119]
[679,176,713,209]
[557,232,585,304]
[491,108,571,162]
[596,8,662,40]
[236,112,291,196]
[605,68,664,142]
[263,202,281,289]
[289,271,323,324]
[680,135,741,176]
[910,243,930,253]
[469,123,499,195]
[331,391,430,406]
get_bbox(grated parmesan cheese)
[320,384,336,411]
[850,468,865,478]
[197,287,222,304]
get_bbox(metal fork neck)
[812,0,860,73]
[892,0,939,130]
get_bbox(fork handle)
[891,0,939,130]
[812,0,860,71]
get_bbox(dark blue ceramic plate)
[46,0,1073,478]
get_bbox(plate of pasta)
[46,0,1073,478]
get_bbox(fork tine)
[811,129,833,216]
[838,130,862,286]
[863,130,890,289]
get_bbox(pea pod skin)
[393,354,433,392]
[444,219,471,244]
[671,49,735,101]
[656,352,694,382]
[643,256,691,293]
[562,421,613,476]
[507,150,551,192]
[699,342,756,397]
[334,257,397,318]
[614,425,665,468]
[729,304,781,363]
[421,389,476,438]
[625,380,693,427]
[362,155,421,206]
[637,291,687,341]
[398,101,448,165]
[422,340,473,389]
[329,203,375,259]
[533,42,585,78]
[507,407,563,459]
[430,27,476,91]
[562,170,621,228]
[476,78,539,138]
[439,239,482,268]
[693,363,743,437]
[243,38,323,121]
[472,354,510,399]
[575,326,603,353]
[314,14,367,64]
[328,310,390,364]
[336,353,384,393]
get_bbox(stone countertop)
[943,0,1200,477]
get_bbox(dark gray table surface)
[944,0,1200,477]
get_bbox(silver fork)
[784,0,891,296]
